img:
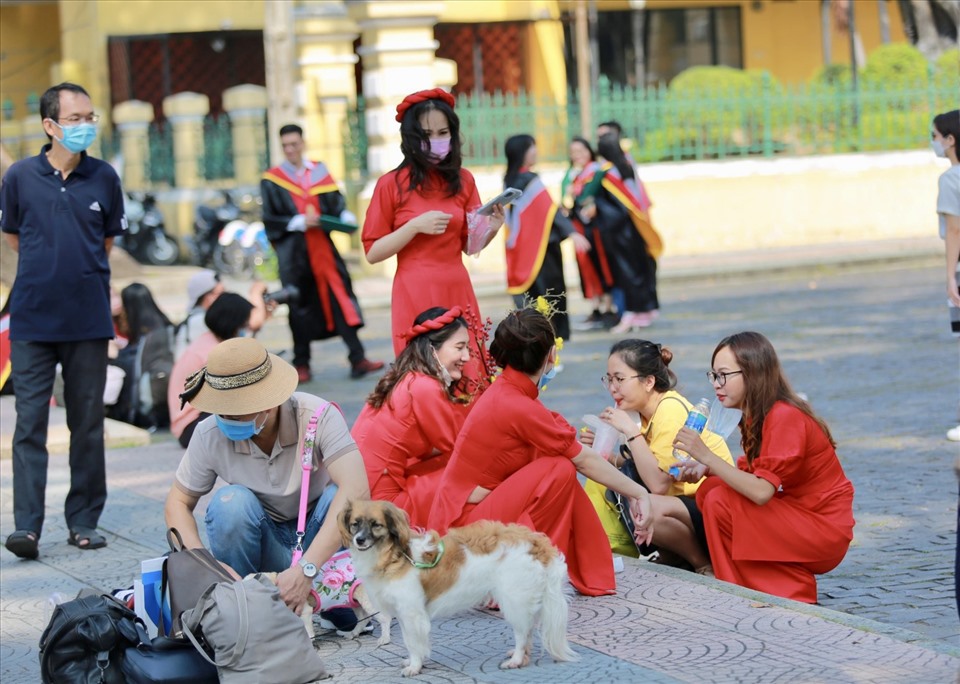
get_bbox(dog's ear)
[383,502,410,551]
[337,501,354,547]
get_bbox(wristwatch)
[299,560,318,579]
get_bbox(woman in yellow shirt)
[585,339,734,572]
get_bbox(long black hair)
[366,307,468,409]
[597,134,634,181]
[396,98,463,197]
[504,134,535,189]
[121,283,171,346]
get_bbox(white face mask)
[932,140,947,158]
[432,348,454,386]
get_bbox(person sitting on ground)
[173,269,269,358]
[168,293,255,448]
[672,331,855,604]
[164,337,370,619]
[351,306,473,527]
[110,282,174,429]
[582,339,734,574]
[428,308,655,596]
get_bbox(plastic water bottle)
[669,398,710,478]
[43,592,66,624]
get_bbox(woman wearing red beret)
[362,89,504,394]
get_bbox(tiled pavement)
[2,237,959,682]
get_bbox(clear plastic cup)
[582,414,621,460]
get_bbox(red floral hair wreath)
[395,88,456,123]
[399,305,464,342]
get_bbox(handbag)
[161,527,234,637]
[180,574,328,683]
[604,450,648,554]
[121,630,218,684]
[39,593,141,684]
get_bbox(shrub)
[810,63,852,87]
[640,66,775,160]
[934,48,960,100]
[861,43,929,91]
[858,109,929,151]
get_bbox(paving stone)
[2,255,959,682]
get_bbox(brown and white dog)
[338,500,578,677]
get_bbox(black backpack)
[134,325,175,429]
[39,593,141,683]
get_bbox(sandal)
[68,526,107,550]
[5,530,39,560]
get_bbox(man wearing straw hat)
[163,337,369,615]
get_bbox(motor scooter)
[116,192,180,266]
[188,190,240,273]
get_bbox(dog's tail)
[539,554,578,662]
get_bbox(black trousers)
[10,339,108,535]
[290,313,365,369]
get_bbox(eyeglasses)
[55,114,101,125]
[706,370,743,387]
[601,374,640,389]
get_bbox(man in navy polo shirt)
[1,82,126,559]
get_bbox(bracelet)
[626,433,642,443]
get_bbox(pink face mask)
[423,137,451,162]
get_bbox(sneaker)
[318,607,358,632]
[295,365,312,383]
[948,425,960,442]
[350,358,385,379]
[601,311,621,329]
[573,309,605,331]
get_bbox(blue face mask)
[216,413,266,441]
[52,121,97,154]
[538,365,557,392]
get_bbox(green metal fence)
[454,76,956,167]
[202,114,235,181]
[147,122,174,186]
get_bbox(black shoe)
[319,607,358,632]
[601,311,621,329]
[574,309,605,331]
[5,530,39,560]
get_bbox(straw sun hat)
[179,337,298,415]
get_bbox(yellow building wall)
[54,0,266,128]
[562,0,907,84]
[439,1,560,23]
[0,3,62,120]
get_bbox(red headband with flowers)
[395,88,456,123]
[399,306,464,341]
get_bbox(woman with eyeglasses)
[672,331,854,604]
[428,309,655,596]
[583,339,733,573]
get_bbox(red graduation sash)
[600,163,663,260]
[262,162,361,331]
[504,177,558,294]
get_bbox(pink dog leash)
[291,402,330,567]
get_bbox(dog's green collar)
[407,540,444,569]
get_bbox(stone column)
[346,1,445,179]
[161,92,209,188]
[295,1,360,184]
[18,116,46,160]
[0,120,23,164]
[112,100,154,191]
[223,84,268,187]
